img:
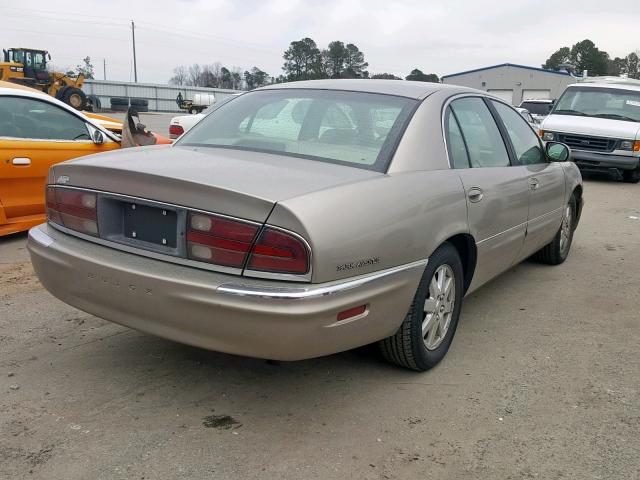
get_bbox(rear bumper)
[28,224,425,361]
[572,150,639,172]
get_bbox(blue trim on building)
[441,63,572,79]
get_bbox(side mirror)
[92,129,105,145]
[546,141,570,162]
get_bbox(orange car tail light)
[186,212,259,268]
[246,228,310,275]
[46,187,98,236]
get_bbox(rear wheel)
[379,243,464,371]
[189,107,198,114]
[533,195,576,265]
[622,167,640,184]
[62,87,87,110]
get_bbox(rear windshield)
[520,101,551,115]
[553,86,640,122]
[177,89,418,172]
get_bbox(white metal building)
[441,63,575,105]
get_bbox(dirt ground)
[1,178,639,480]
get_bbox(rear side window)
[491,101,545,165]
[450,97,510,168]
[179,89,418,172]
[0,96,89,140]
[445,109,470,168]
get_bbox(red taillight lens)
[169,124,184,138]
[186,212,259,268]
[246,227,309,275]
[47,187,98,236]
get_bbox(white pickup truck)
[539,78,640,183]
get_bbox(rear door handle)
[529,178,540,190]
[11,157,32,166]
[467,187,484,203]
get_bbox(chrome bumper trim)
[28,226,54,247]
[216,259,428,300]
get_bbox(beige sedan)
[28,80,583,371]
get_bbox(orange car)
[0,81,168,236]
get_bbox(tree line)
[168,37,439,90]
[543,39,640,79]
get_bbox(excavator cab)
[2,48,50,82]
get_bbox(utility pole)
[131,20,138,83]
[103,58,106,80]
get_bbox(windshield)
[553,86,640,122]
[520,101,551,116]
[177,89,417,172]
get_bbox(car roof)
[521,99,553,103]
[567,82,640,93]
[258,79,478,100]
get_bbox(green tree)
[370,73,402,80]
[76,56,94,79]
[542,47,571,70]
[626,52,640,79]
[542,40,609,75]
[343,43,369,78]
[324,41,348,78]
[244,67,269,90]
[570,39,609,75]
[283,38,323,81]
[405,69,439,82]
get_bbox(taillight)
[247,227,309,275]
[47,187,98,236]
[169,124,184,138]
[186,212,259,268]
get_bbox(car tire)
[62,87,87,110]
[189,107,198,114]
[622,167,640,184]
[110,97,129,106]
[533,195,576,265]
[379,242,464,371]
[87,94,101,111]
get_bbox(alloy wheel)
[422,264,456,350]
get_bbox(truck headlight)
[541,131,556,141]
[621,140,640,152]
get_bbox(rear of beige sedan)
[28,80,580,370]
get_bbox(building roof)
[259,79,473,100]
[441,63,572,80]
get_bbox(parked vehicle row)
[0,81,170,236]
[27,80,582,371]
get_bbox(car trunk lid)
[51,145,382,223]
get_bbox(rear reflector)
[47,187,98,236]
[337,305,367,321]
[186,212,259,268]
[247,227,309,275]
[169,124,184,138]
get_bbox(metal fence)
[82,80,241,112]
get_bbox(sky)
[1,0,638,84]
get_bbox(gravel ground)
[0,178,639,479]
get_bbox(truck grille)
[557,133,617,152]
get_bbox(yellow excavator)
[0,47,88,110]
